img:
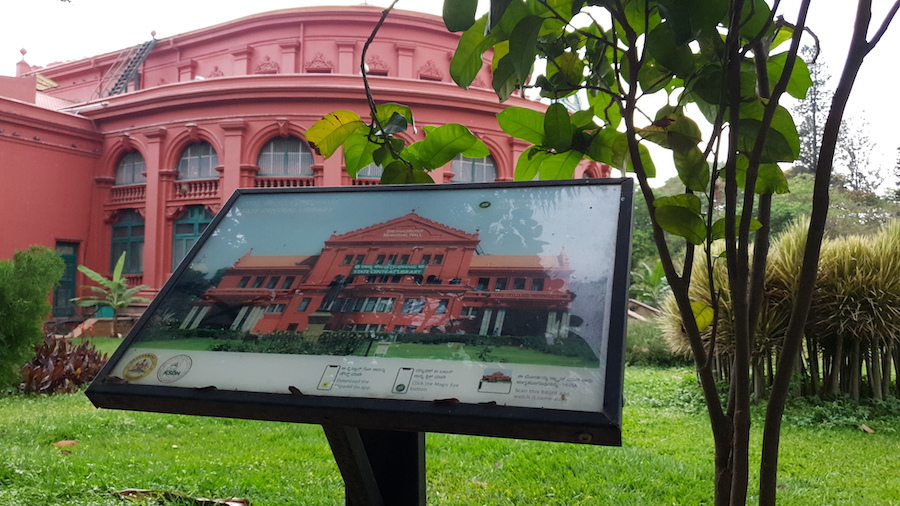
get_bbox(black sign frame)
[86,179,633,446]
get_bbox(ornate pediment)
[254,56,280,75]
[417,60,444,81]
[326,213,478,246]
[305,52,334,73]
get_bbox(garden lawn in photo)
[2,366,898,505]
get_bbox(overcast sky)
[3,0,899,186]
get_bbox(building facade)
[0,6,611,320]
[184,213,574,340]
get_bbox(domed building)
[0,6,610,321]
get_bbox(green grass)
[2,366,899,505]
[71,337,125,357]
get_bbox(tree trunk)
[850,339,861,401]
[870,338,883,401]
[829,337,844,395]
[884,339,894,398]
[807,334,819,396]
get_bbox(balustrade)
[254,176,315,188]
[172,179,219,200]
[109,184,146,205]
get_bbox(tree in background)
[792,45,832,175]
[0,246,65,388]
[836,117,883,192]
[73,252,150,337]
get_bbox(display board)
[87,179,633,445]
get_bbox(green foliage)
[73,252,151,336]
[629,260,670,306]
[20,335,108,394]
[0,246,65,388]
[625,318,690,367]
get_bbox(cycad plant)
[72,252,151,337]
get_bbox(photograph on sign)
[89,181,631,442]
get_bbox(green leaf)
[497,106,545,144]
[450,16,501,89]
[738,100,800,162]
[735,157,790,194]
[646,23,695,78]
[306,110,365,158]
[461,139,491,158]
[711,216,763,240]
[379,112,408,135]
[690,301,715,332]
[375,103,414,131]
[767,52,813,100]
[444,0,478,32]
[654,194,703,214]
[416,124,482,170]
[544,102,573,152]
[508,15,544,86]
[638,60,673,94]
[514,147,544,180]
[654,205,707,244]
[380,160,434,184]
[589,91,621,128]
[489,0,514,30]
[537,149,582,179]
[673,147,710,192]
[549,51,585,86]
[492,52,520,102]
[612,134,657,177]
[735,0,772,40]
[342,129,377,177]
[586,127,618,165]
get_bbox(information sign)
[87,179,633,445]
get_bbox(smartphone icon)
[392,367,414,394]
[318,365,340,390]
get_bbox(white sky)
[3,0,899,186]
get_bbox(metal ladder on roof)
[95,38,157,98]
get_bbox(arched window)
[356,163,384,179]
[451,154,497,183]
[115,152,146,185]
[177,142,219,180]
[257,137,314,176]
[172,206,213,269]
[111,210,144,274]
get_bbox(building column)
[140,127,167,292]
[492,308,506,336]
[396,44,415,79]
[279,39,300,73]
[177,60,196,82]
[219,119,246,202]
[336,40,357,74]
[545,311,560,344]
[558,312,570,340]
[479,308,493,336]
[231,45,253,76]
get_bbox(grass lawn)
[2,367,898,505]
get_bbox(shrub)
[626,318,691,367]
[20,335,108,394]
[0,246,65,388]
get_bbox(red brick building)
[184,212,574,340]
[0,6,610,322]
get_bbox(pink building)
[0,6,611,321]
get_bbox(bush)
[20,335,108,394]
[626,318,691,367]
[0,246,65,388]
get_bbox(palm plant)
[72,252,151,337]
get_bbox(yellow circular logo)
[123,354,157,381]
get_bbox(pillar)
[219,119,246,202]
[140,127,168,291]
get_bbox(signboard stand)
[323,425,425,506]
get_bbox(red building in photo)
[0,6,610,323]
[183,213,575,341]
